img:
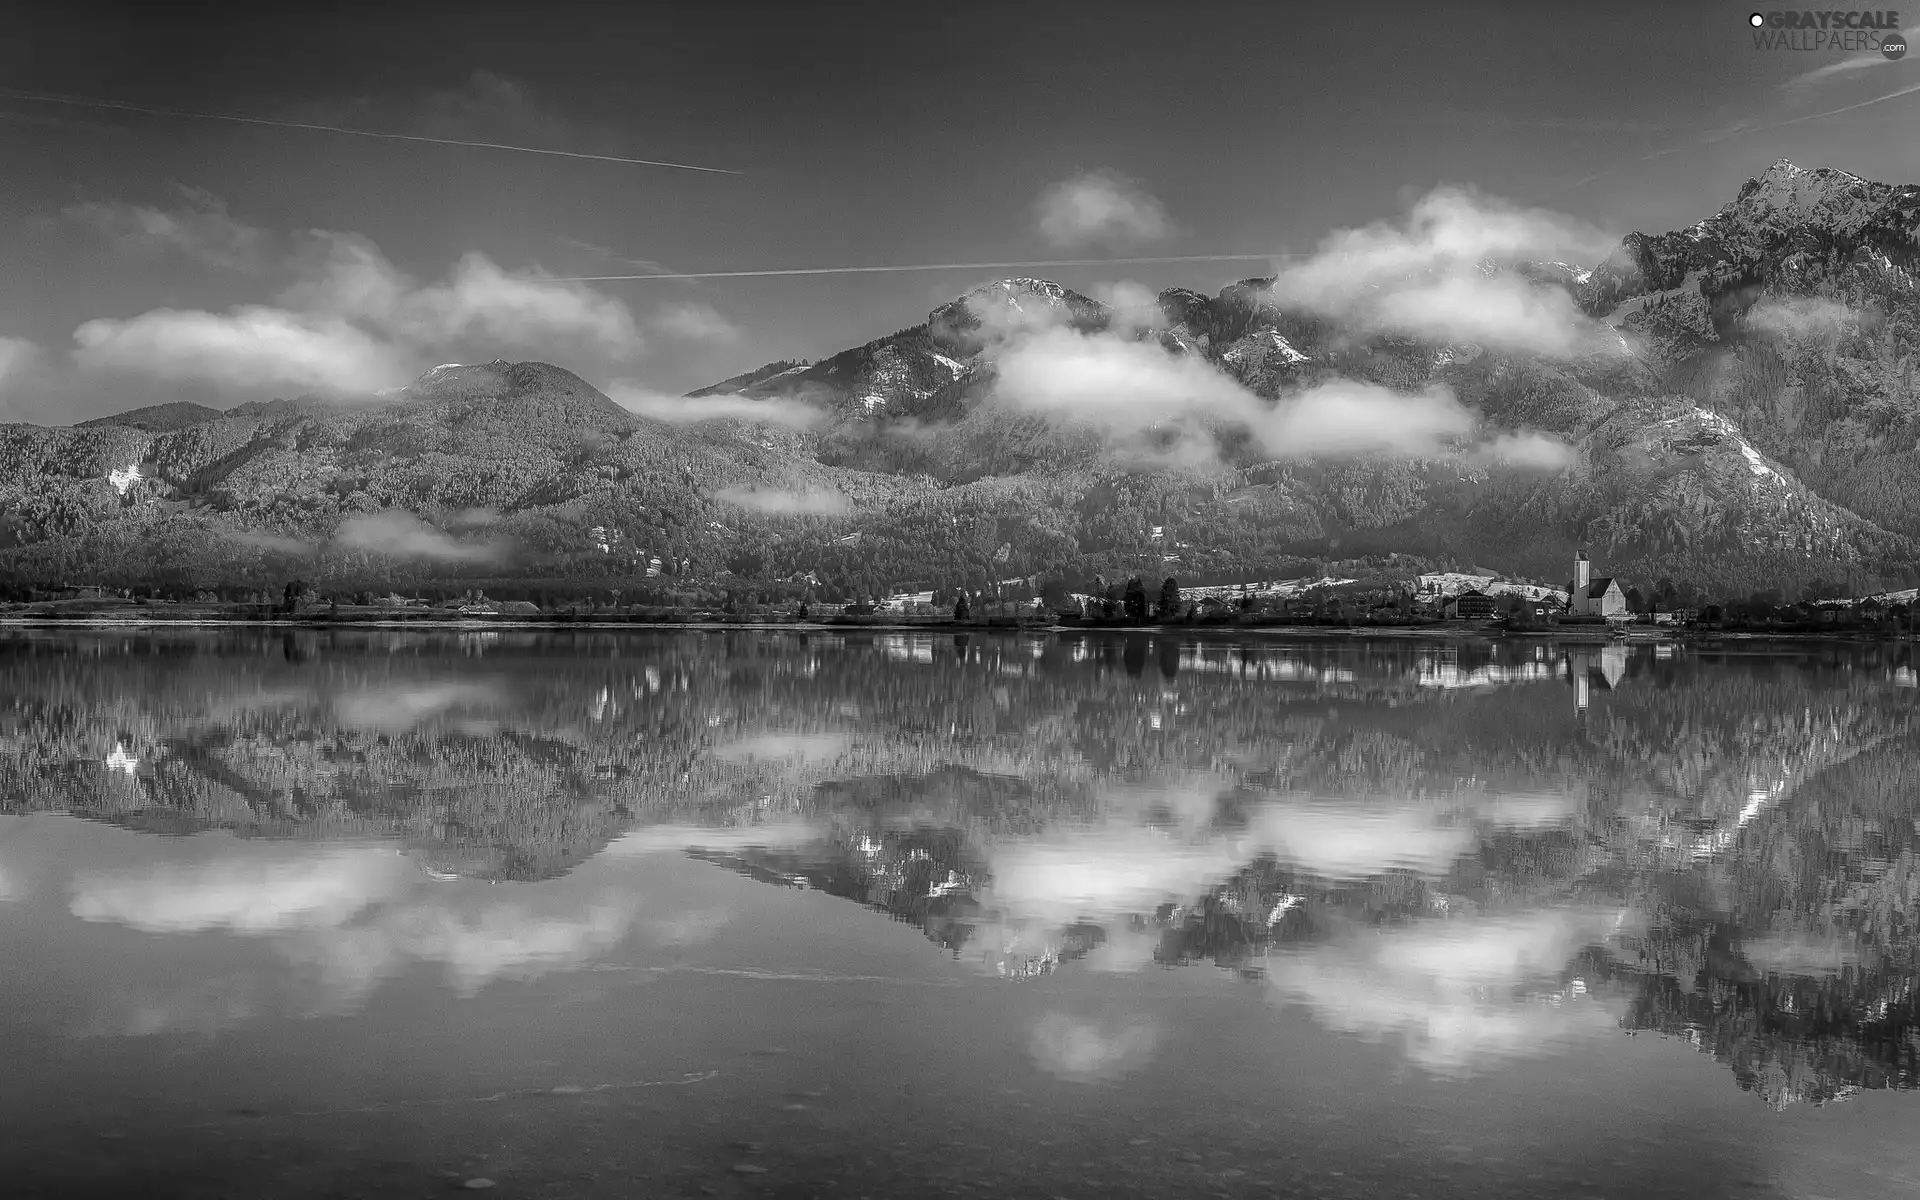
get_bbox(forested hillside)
[5,161,1919,601]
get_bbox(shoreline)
[0,612,1912,644]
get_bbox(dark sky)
[3,0,1917,422]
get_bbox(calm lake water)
[2,629,1918,1199]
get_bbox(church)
[1566,551,1628,619]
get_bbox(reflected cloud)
[1028,1012,1161,1083]
[986,829,1247,928]
[333,681,501,732]
[70,847,413,933]
[1250,803,1478,879]
[1268,910,1625,1076]
[284,891,643,1005]
[713,733,853,764]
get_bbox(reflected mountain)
[3,628,1919,1107]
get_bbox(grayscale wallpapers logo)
[1747,10,1907,58]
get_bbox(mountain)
[3,160,1918,599]
[77,401,227,433]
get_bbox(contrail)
[0,88,742,174]
[550,252,1306,282]
[1550,80,1920,193]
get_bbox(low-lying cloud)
[609,384,822,429]
[1267,186,1617,356]
[75,307,409,394]
[332,510,505,562]
[1035,169,1175,249]
[1744,296,1854,341]
[993,327,1569,466]
[712,484,852,516]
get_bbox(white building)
[1566,551,1628,619]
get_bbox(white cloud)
[713,733,855,763]
[287,891,643,1004]
[70,847,412,934]
[607,383,823,429]
[991,327,1569,466]
[988,831,1248,929]
[333,681,501,733]
[1267,911,1625,1076]
[64,184,270,271]
[1268,186,1616,355]
[332,510,505,562]
[712,484,852,516]
[651,301,740,343]
[68,226,643,398]
[284,233,640,357]
[1250,803,1478,880]
[1028,1013,1161,1083]
[1087,280,1166,333]
[1471,430,1575,471]
[1261,379,1477,458]
[1035,169,1175,249]
[72,306,409,393]
[403,253,640,356]
[1745,296,1854,341]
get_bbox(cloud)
[1267,910,1625,1076]
[1745,296,1854,341]
[220,529,316,556]
[333,681,501,733]
[286,232,642,357]
[1267,186,1616,355]
[404,253,640,355]
[1250,803,1478,880]
[70,847,412,934]
[1087,280,1166,333]
[607,383,823,429]
[987,829,1248,929]
[712,484,852,516]
[285,891,643,1004]
[1028,1013,1161,1083]
[332,510,504,562]
[991,327,1570,466]
[1471,431,1575,471]
[1035,170,1175,249]
[651,301,740,343]
[64,184,270,271]
[69,226,644,399]
[713,733,855,763]
[73,306,409,393]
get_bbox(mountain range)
[5,159,1919,599]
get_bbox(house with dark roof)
[1566,551,1628,619]
[1444,590,1498,620]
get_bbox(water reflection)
[2,629,1919,1116]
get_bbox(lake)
[2,628,1917,1199]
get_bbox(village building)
[1444,590,1498,620]
[1566,551,1628,619]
